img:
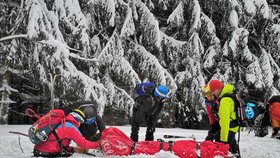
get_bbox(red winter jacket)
[205,100,219,125]
[34,114,99,153]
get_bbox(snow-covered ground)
[0,125,279,158]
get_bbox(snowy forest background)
[0,0,280,129]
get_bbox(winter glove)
[90,133,102,142]
[74,146,89,153]
[147,126,155,133]
[65,146,75,153]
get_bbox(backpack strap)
[51,124,64,151]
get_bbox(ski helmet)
[79,103,98,124]
[154,85,171,99]
[70,109,86,123]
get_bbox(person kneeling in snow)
[33,109,99,157]
[75,102,106,153]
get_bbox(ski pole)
[9,131,27,153]
[9,131,29,137]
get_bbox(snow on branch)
[200,13,220,46]
[0,34,28,42]
[118,1,135,38]
[188,33,204,60]
[168,0,201,36]
[135,0,162,48]
[160,32,188,72]
[111,57,140,87]
[53,0,89,53]
[88,0,116,27]
[44,39,107,106]
[97,30,123,65]
[128,42,167,85]
[167,1,184,27]
[27,0,64,41]
[259,48,274,87]
[245,59,264,90]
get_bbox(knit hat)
[154,85,171,99]
[209,80,224,92]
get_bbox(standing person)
[130,84,171,142]
[208,79,239,155]
[33,109,99,157]
[202,84,220,142]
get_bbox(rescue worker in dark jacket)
[130,85,171,142]
[72,101,106,154]
[78,103,106,141]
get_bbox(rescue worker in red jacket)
[33,109,99,157]
[266,95,280,138]
[202,84,220,142]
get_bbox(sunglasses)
[85,117,96,125]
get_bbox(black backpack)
[220,92,260,127]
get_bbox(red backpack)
[27,109,66,144]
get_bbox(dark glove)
[65,146,75,153]
[90,133,102,142]
[147,126,155,133]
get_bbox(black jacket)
[133,95,164,126]
[79,115,106,141]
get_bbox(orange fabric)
[269,102,280,121]
[271,119,280,128]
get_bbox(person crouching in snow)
[130,85,171,142]
[202,84,220,142]
[33,109,99,157]
[75,102,106,153]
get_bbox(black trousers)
[228,131,239,154]
[205,122,220,142]
[130,118,155,142]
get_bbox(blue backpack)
[134,82,155,98]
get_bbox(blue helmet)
[245,103,256,119]
[154,85,171,99]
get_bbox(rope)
[18,135,24,153]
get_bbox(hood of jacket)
[66,114,80,127]
[219,83,234,98]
